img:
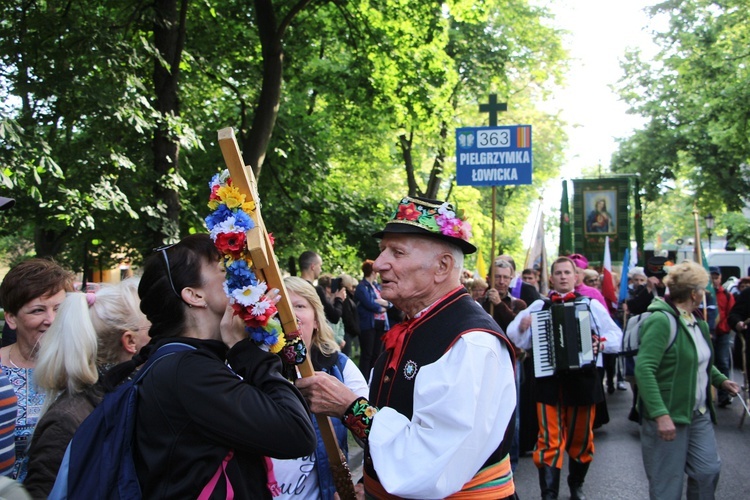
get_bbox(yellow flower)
[364,406,378,418]
[208,199,220,210]
[217,185,245,209]
[269,335,286,354]
[241,200,256,213]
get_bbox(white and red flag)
[601,236,618,312]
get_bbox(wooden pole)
[490,186,497,315]
[693,205,708,324]
[218,128,356,499]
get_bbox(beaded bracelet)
[342,397,378,442]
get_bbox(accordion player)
[530,301,595,378]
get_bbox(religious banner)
[572,177,631,263]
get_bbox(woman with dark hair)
[126,234,316,499]
[0,258,74,480]
[355,259,389,378]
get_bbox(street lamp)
[704,213,715,251]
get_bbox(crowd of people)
[1,192,748,499]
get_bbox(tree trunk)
[425,121,448,199]
[242,0,315,179]
[399,130,420,197]
[151,0,187,246]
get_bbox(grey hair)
[494,259,514,270]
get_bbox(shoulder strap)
[133,342,196,385]
[335,352,349,373]
[660,311,679,353]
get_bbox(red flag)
[602,236,618,311]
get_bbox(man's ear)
[4,312,17,330]
[434,252,455,283]
[121,331,138,355]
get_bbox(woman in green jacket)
[636,260,740,500]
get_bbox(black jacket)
[134,337,316,499]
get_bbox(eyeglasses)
[153,244,186,304]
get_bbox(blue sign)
[455,125,533,186]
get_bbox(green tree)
[612,0,750,214]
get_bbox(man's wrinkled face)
[373,234,439,307]
[493,266,513,297]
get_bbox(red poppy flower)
[215,231,246,259]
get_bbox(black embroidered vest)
[364,288,516,481]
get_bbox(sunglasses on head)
[153,243,190,305]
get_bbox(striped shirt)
[0,374,17,477]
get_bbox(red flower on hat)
[396,202,420,221]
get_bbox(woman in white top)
[272,277,368,500]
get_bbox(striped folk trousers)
[533,402,596,469]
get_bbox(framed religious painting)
[583,189,616,235]
[572,177,631,264]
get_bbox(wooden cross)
[479,94,507,127]
[218,128,356,499]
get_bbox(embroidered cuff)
[342,397,378,442]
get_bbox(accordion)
[530,301,595,378]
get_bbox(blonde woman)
[636,260,740,499]
[24,278,150,498]
[272,276,368,500]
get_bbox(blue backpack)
[49,342,195,500]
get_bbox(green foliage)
[612,0,750,214]
[0,0,569,275]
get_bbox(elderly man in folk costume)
[297,196,517,499]
[507,256,621,500]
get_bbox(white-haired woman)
[23,278,150,498]
[272,276,368,500]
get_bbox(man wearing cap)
[296,196,517,499]
[507,256,621,500]
[626,256,668,316]
[709,267,736,407]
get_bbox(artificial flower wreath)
[205,169,305,364]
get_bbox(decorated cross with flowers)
[210,128,356,498]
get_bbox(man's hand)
[591,336,603,356]
[646,276,660,292]
[518,315,532,333]
[296,372,358,418]
[487,288,502,305]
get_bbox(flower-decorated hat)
[373,196,476,254]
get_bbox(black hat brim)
[373,223,477,254]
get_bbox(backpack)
[621,310,677,357]
[49,342,195,500]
